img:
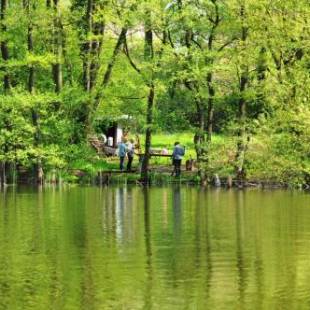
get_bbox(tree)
[0,0,10,185]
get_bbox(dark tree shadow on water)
[0,187,9,309]
[198,188,213,306]
[235,190,247,310]
[143,187,153,309]
[172,185,182,239]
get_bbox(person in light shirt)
[126,139,135,172]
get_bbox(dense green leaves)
[0,0,309,184]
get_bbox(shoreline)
[4,170,307,190]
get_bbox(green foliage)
[244,107,310,186]
[0,0,309,185]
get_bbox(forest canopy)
[0,0,309,185]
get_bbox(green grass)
[150,132,227,160]
[63,131,310,187]
[151,132,194,149]
[80,132,235,173]
[151,132,226,148]
[100,132,198,169]
[65,131,310,187]
[150,132,195,165]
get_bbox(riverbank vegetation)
[0,0,309,187]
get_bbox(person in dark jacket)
[172,142,185,177]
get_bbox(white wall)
[116,126,123,144]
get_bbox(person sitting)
[172,142,185,177]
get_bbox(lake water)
[1,186,310,309]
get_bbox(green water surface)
[1,186,310,309]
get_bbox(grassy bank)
[60,131,310,188]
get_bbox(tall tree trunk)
[0,0,10,91]
[89,21,104,90]
[24,0,43,184]
[207,74,214,143]
[82,0,105,92]
[183,14,219,184]
[206,0,218,144]
[235,4,248,184]
[255,46,267,116]
[140,17,154,183]
[0,0,10,186]
[52,0,63,93]
[206,22,216,143]
[205,35,215,155]
[25,1,34,93]
[141,83,155,183]
[193,98,205,161]
[83,0,93,92]
[70,0,105,141]
[193,96,207,183]
[89,27,127,128]
[235,74,248,183]
[100,28,127,90]
[202,0,219,183]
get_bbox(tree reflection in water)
[0,187,310,309]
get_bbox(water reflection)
[115,187,126,244]
[1,187,310,309]
[235,191,247,308]
[143,188,153,309]
[172,185,182,239]
[162,189,169,231]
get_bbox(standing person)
[126,139,135,172]
[118,138,127,171]
[172,142,185,177]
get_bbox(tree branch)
[123,36,142,75]
[218,37,237,52]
